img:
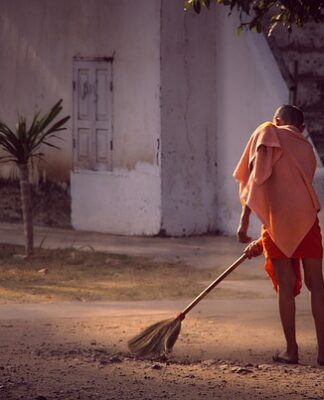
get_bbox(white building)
[0,0,293,237]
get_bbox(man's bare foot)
[272,351,298,365]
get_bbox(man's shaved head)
[273,105,304,129]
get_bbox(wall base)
[71,162,161,235]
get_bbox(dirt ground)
[0,244,266,304]
[1,305,323,400]
[0,244,323,399]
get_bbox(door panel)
[73,59,113,171]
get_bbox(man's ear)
[274,116,282,126]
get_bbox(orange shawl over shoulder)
[233,122,320,257]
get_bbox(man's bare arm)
[237,204,252,243]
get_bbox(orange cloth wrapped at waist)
[261,218,323,296]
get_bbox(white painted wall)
[160,2,218,236]
[0,0,162,235]
[71,163,161,235]
[70,0,162,235]
[214,5,289,238]
[159,2,290,238]
[0,0,161,176]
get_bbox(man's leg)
[302,258,324,364]
[272,258,299,363]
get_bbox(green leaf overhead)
[184,0,324,35]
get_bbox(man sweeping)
[233,105,324,366]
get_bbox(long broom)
[128,253,248,357]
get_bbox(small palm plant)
[0,99,70,256]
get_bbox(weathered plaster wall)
[0,0,162,234]
[71,162,161,235]
[160,2,218,236]
[70,0,162,235]
[214,6,289,237]
[159,3,289,238]
[0,0,161,182]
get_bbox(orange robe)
[233,122,322,295]
[261,218,323,296]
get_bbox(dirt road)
[1,290,323,400]
[0,226,323,399]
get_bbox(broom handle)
[179,254,248,319]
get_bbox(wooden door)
[73,59,113,171]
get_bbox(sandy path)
[0,225,323,399]
[0,290,323,400]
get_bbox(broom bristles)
[128,317,182,357]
